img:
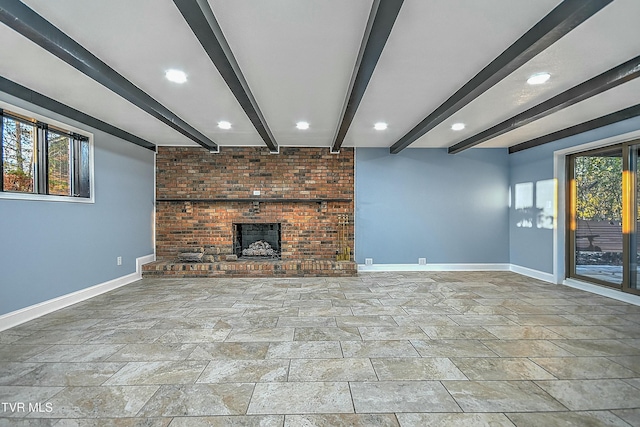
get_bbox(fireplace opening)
[233,223,281,259]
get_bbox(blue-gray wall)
[0,93,155,316]
[3,93,638,317]
[355,148,509,264]
[509,116,640,275]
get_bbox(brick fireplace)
[143,146,356,277]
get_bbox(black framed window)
[1,109,90,199]
[1,112,36,193]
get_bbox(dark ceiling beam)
[0,0,217,151]
[389,0,613,154]
[0,76,155,151]
[173,0,278,153]
[449,55,640,154]
[509,103,640,154]
[331,0,404,153]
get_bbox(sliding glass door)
[567,142,640,295]
[630,143,640,291]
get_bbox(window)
[1,108,91,200]
[1,114,35,193]
[47,129,71,196]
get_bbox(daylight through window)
[1,109,91,199]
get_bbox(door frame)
[553,128,640,297]
[566,144,623,290]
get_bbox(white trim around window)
[0,100,95,204]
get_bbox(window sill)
[0,191,94,203]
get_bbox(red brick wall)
[155,146,354,261]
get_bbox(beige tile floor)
[1,271,640,426]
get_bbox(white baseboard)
[357,262,556,283]
[137,253,156,272]
[507,265,640,306]
[563,278,640,306]
[4,256,637,330]
[358,263,511,272]
[357,262,640,307]
[0,254,155,332]
[509,264,556,283]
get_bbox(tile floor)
[1,271,640,426]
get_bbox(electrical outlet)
[117,256,122,266]
[365,258,373,266]
[418,258,427,265]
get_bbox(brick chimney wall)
[155,146,354,261]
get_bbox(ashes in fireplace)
[233,223,281,258]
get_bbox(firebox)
[233,223,281,258]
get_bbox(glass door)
[567,141,640,295]
[568,145,623,288]
[628,143,640,292]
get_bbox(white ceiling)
[211,0,374,147]
[1,0,638,152]
[412,0,640,149]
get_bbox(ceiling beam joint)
[174,0,278,153]
[449,55,640,154]
[0,77,156,151]
[0,0,218,151]
[509,103,640,154]
[331,0,404,153]
[389,0,613,154]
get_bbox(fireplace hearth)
[151,146,355,276]
[234,223,281,259]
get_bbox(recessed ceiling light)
[451,123,465,131]
[527,72,551,85]
[165,69,187,84]
[374,122,388,131]
[296,121,309,130]
[218,121,231,130]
